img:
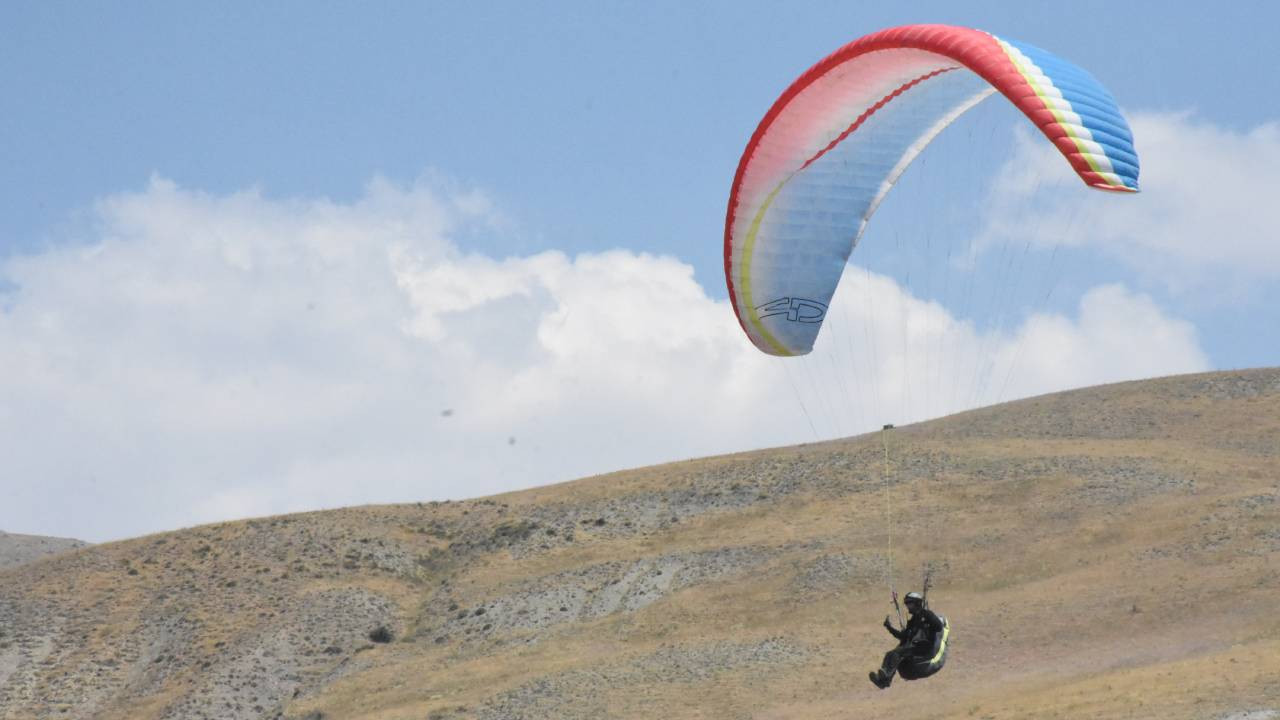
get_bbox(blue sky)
[8,2,1278,266]
[3,2,1277,540]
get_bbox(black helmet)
[904,591,924,607]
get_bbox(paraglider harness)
[891,571,950,680]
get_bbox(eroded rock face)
[0,531,88,571]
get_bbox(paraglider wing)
[724,24,1140,357]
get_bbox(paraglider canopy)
[724,24,1140,358]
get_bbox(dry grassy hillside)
[1,368,1277,720]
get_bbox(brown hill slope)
[1,368,1277,720]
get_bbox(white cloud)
[788,274,1209,436]
[0,177,1209,541]
[981,113,1280,298]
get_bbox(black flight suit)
[878,607,943,684]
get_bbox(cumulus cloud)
[981,112,1280,298]
[787,273,1209,436]
[0,177,1209,541]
